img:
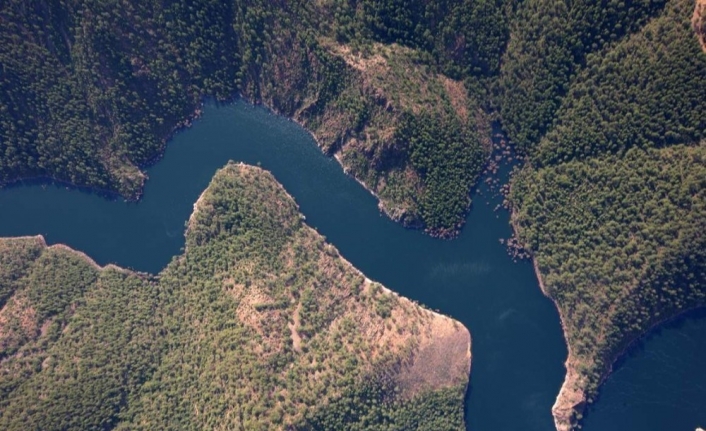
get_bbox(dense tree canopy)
[496,0,668,152]
[534,0,706,165]
[0,0,491,234]
[512,143,706,402]
[509,0,706,426]
[2,0,706,429]
[0,164,470,431]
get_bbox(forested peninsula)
[510,0,706,428]
[0,163,471,430]
[2,0,706,430]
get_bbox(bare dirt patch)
[288,302,303,353]
[551,352,589,431]
[442,77,470,122]
[694,0,706,52]
[395,309,471,399]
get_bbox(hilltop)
[0,163,471,430]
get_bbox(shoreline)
[508,211,580,431]
[534,261,582,431]
[510,206,706,431]
[209,98,403,230]
[0,96,465,240]
[288,105,474,239]
[0,101,206,202]
[2,235,142,276]
[186,163,472,407]
[287,114,403,226]
[0,175,133,201]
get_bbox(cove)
[0,100,703,431]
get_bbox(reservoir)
[0,101,704,430]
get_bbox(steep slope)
[0,0,490,236]
[512,144,706,430]
[533,0,706,166]
[0,163,471,430]
[0,237,160,431]
[282,41,488,236]
[496,0,668,152]
[509,0,706,428]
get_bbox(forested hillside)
[3,0,706,430]
[4,0,698,237]
[0,163,471,431]
[512,144,706,430]
[0,0,498,236]
[0,239,160,431]
[496,0,669,152]
[509,0,706,428]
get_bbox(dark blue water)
[582,309,706,431]
[0,101,703,430]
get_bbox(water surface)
[0,101,703,430]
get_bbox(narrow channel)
[0,101,703,430]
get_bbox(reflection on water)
[428,261,492,279]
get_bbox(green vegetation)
[5,0,696,237]
[331,0,510,77]
[3,0,706,429]
[0,238,44,308]
[534,0,706,166]
[0,0,492,235]
[303,378,466,431]
[0,163,470,431]
[0,238,159,431]
[395,110,485,235]
[513,144,706,400]
[315,41,488,235]
[497,0,668,152]
[509,0,706,427]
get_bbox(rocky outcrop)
[551,353,589,431]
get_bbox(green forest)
[2,0,706,429]
[4,0,701,237]
[0,164,470,431]
[509,0,706,427]
[512,144,706,409]
[0,0,497,235]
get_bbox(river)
[0,101,703,431]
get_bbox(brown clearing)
[694,0,706,52]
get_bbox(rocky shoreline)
[508,212,584,431]
[510,203,706,431]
